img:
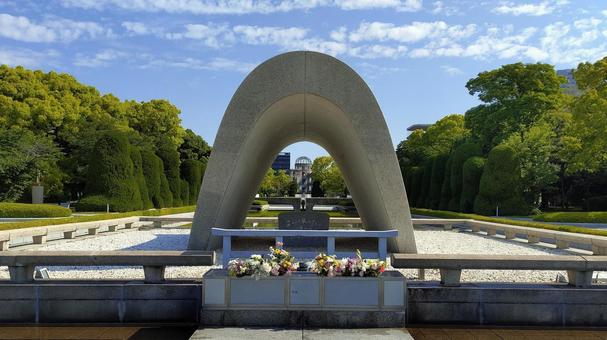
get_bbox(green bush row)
[411,208,607,237]
[251,199,269,206]
[0,203,72,218]
[0,205,196,232]
[533,211,607,223]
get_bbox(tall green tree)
[141,149,164,208]
[570,57,607,171]
[311,156,346,197]
[427,154,449,210]
[465,63,566,152]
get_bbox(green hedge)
[428,154,449,210]
[448,143,481,211]
[0,203,71,218]
[438,156,453,210]
[411,208,607,237]
[0,205,196,232]
[460,156,485,213]
[75,195,110,212]
[586,196,607,211]
[157,143,182,207]
[141,149,164,208]
[131,147,152,209]
[251,199,269,206]
[533,211,607,223]
[84,131,142,212]
[474,144,529,216]
[181,159,203,205]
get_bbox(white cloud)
[349,44,407,58]
[0,13,110,43]
[122,21,150,35]
[330,26,347,42]
[348,21,476,43]
[166,23,235,48]
[602,10,607,16]
[441,65,463,75]
[0,48,59,67]
[74,49,127,67]
[431,1,460,16]
[233,25,308,45]
[60,0,423,14]
[335,0,422,11]
[493,1,568,16]
[142,56,256,73]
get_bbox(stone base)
[201,310,406,328]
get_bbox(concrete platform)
[189,327,414,339]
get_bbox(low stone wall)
[0,282,201,324]
[1,280,607,326]
[407,282,607,326]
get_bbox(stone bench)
[139,216,193,228]
[0,250,215,283]
[391,253,607,287]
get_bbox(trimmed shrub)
[460,156,485,213]
[439,156,453,210]
[534,211,607,223]
[408,167,423,207]
[180,159,203,205]
[84,130,142,212]
[159,167,173,208]
[180,179,189,206]
[411,208,607,238]
[448,143,481,211]
[585,196,607,211]
[474,144,529,216]
[130,147,151,210]
[428,154,449,210]
[252,199,269,206]
[418,160,433,208]
[0,203,71,218]
[141,149,164,208]
[157,143,182,206]
[76,195,110,212]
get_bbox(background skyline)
[1,0,606,167]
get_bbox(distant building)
[557,69,581,96]
[407,124,432,131]
[271,152,290,171]
[289,156,313,194]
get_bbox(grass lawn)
[533,211,607,224]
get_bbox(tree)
[125,99,185,150]
[427,154,449,210]
[0,128,61,202]
[179,129,211,162]
[141,149,164,208]
[181,159,204,205]
[474,145,528,216]
[570,57,607,171]
[460,156,485,213]
[438,156,453,210]
[503,120,559,208]
[448,143,481,211]
[312,156,346,197]
[396,114,468,176]
[465,63,566,152]
[157,140,182,206]
[83,130,142,212]
[130,147,152,209]
[418,159,433,208]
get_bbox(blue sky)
[1,0,606,167]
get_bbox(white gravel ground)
[0,224,586,284]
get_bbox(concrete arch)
[188,51,417,253]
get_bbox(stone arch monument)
[188,51,417,253]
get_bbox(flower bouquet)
[227,243,298,278]
[340,249,386,277]
[268,242,298,276]
[309,253,341,277]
